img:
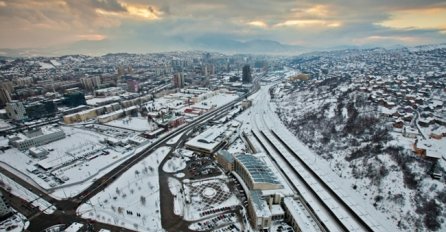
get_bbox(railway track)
[248,84,388,232]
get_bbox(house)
[403,126,418,138]
[430,126,446,140]
[413,139,443,161]
[393,119,404,129]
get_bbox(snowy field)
[77,146,171,231]
[106,116,158,132]
[0,126,151,199]
[191,93,239,109]
[162,156,187,173]
[272,78,446,231]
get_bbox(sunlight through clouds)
[377,7,446,30]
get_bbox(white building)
[8,126,66,151]
[5,100,27,121]
[185,125,229,154]
[29,147,49,159]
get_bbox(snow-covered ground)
[0,126,153,200]
[77,146,171,231]
[237,84,400,231]
[0,210,29,232]
[272,77,446,231]
[106,116,158,132]
[0,172,56,214]
[166,132,184,145]
[169,176,240,222]
[162,156,187,173]
[190,93,239,109]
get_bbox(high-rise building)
[25,100,57,120]
[5,100,27,121]
[242,65,252,83]
[127,79,140,93]
[173,73,185,88]
[80,76,101,92]
[64,91,87,107]
[0,88,12,106]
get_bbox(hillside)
[273,75,446,231]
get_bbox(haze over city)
[1,0,446,55]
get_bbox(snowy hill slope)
[273,76,446,231]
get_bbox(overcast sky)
[0,0,445,54]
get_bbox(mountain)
[191,36,304,54]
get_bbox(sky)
[0,0,445,55]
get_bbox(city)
[0,1,445,232]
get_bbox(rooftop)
[251,190,272,218]
[235,154,280,185]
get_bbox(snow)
[271,71,446,231]
[166,132,184,145]
[180,176,240,221]
[64,222,84,232]
[174,173,185,178]
[0,125,156,200]
[241,84,399,232]
[86,96,121,106]
[283,197,319,232]
[0,172,56,214]
[162,156,187,173]
[37,61,54,69]
[106,116,158,132]
[0,210,29,232]
[50,59,61,66]
[77,146,171,232]
[185,125,228,152]
[190,93,238,109]
[168,177,184,216]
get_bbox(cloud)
[247,21,268,28]
[377,7,446,31]
[0,0,445,53]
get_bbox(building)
[173,73,185,88]
[8,126,66,151]
[242,65,252,83]
[5,100,27,121]
[80,76,101,91]
[29,147,49,159]
[234,154,282,190]
[231,153,292,230]
[216,150,234,172]
[0,88,12,106]
[185,125,229,154]
[127,79,140,93]
[0,192,12,221]
[64,91,87,107]
[283,197,318,232]
[96,106,138,123]
[241,100,252,109]
[25,100,57,120]
[248,190,272,230]
[63,108,97,124]
[94,87,123,97]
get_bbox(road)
[0,81,260,231]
